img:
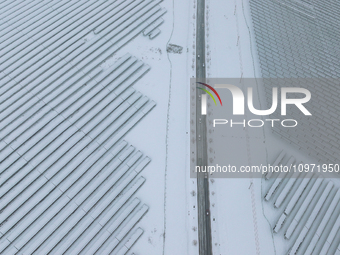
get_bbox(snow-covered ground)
[123,0,199,254]
[206,1,273,254]
[2,0,340,254]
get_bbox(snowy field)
[1,0,340,254]
[122,0,199,253]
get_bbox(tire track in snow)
[163,0,175,253]
[234,1,261,254]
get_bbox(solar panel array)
[250,0,340,164]
[264,151,340,255]
[0,0,166,254]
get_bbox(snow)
[2,0,340,254]
[122,0,199,253]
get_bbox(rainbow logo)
[196,82,222,106]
